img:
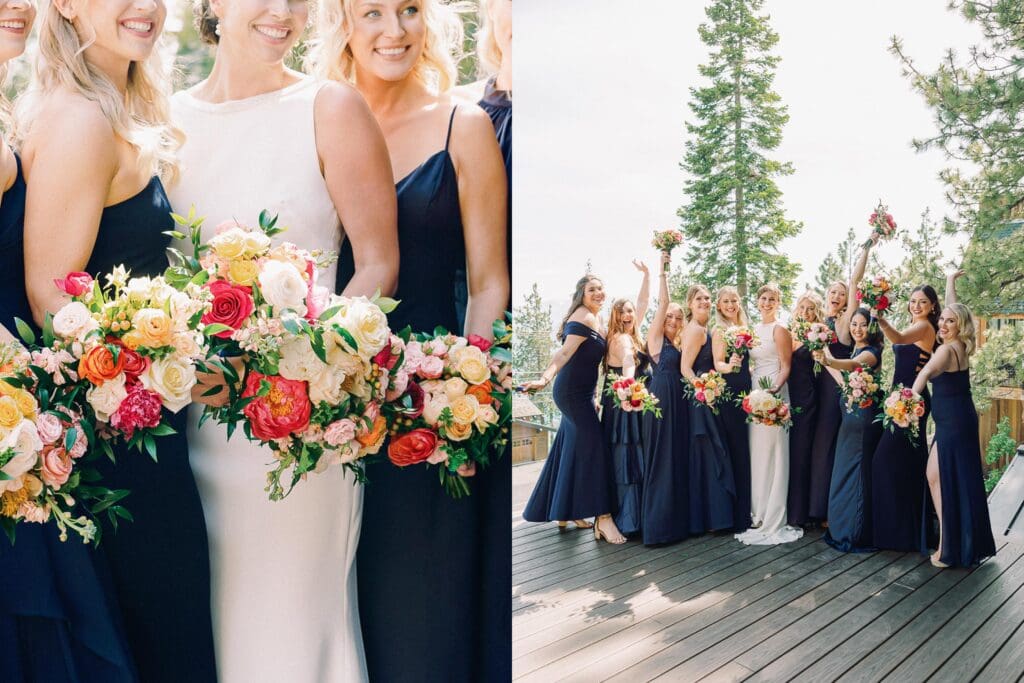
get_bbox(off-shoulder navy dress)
[688,331,735,534]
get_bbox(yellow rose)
[227,258,259,287]
[128,308,174,348]
[209,227,247,260]
[457,356,490,386]
[0,379,16,397]
[449,394,480,425]
[444,377,469,401]
[0,396,20,428]
[446,421,473,442]
[14,390,37,419]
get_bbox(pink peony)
[40,447,73,488]
[418,355,445,379]
[324,419,357,447]
[110,382,164,438]
[35,413,64,445]
[53,272,93,297]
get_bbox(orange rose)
[388,428,438,467]
[466,380,494,406]
[78,345,126,386]
[356,415,388,453]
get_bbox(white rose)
[0,419,43,492]
[258,259,308,316]
[331,298,389,360]
[87,373,128,422]
[475,404,500,431]
[422,393,451,427]
[242,231,272,258]
[52,301,99,342]
[124,276,153,303]
[309,367,346,406]
[208,227,248,259]
[278,336,326,383]
[141,356,197,413]
[444,377,469,401]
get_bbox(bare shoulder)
[314,80,372,120]
[26,92,114,161]
[452,78,487,104]
[449,98,496,143]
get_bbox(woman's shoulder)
[24,91,115,163]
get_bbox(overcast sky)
[513,0,983,317]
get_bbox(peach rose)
[355,415,388,454]
[78,344,126,386]
[40,448,73,488]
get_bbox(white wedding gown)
[168,78,367,682]
[735,321,804,546]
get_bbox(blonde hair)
[664,302,685,349]
[714,285,749,329]
[607,298,643,365]
[684,284,710,323]
[475,0,502,77]
[947,303,978,356]
[792,291,825,324]
[309,0,469,93]
[826,280,849,316]
[15,2,181,183]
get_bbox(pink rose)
[426,338,449,357]
[467,334,493,352]
[53,271,93,297]
[695,391,706,403]
[426,441,449,465]
[418,355,445,379]
[901,388,913,398]
[386,370,411,402]
[69,424,88,459]
[324,419,357,447]
[35,413,64,445]
[403,341,425,373]
[202,280,255,339]
[41,447,73,488]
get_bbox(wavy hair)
[15,1,182,182]
[664,302,685,350]
[475,0,502,77]
[826,280,849,316]
[792,291,825,324]
[308,0,469,93]
[606,298,643,366]
[557,274,602,339]
[684,284,711,323]
[714,285,749,329]
[946,303,978,356]
[909,284,940,335]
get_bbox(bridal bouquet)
[603,373,661,417]
[682,370,731,415]
[879,385,926,440]
[856,275,893,314]
[722,325,759,370]
[840,366,881,412]
[864,201,897,247]
[651,229,684,271]
[790,319,836,376]
[385,319,513,498]
[739,378,792,430]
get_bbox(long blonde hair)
[664,302,685,349]
[684,284,710,323]
[947,303,978,356]
[309,0,469,93]
[15,1,181,182]
[714,285,749,329]
[606,298,643,365]
[792,291,825,324]
[475,0,502,77]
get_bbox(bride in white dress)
[735,284,804,546]
[168,1,398,681]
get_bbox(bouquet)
[864,201,897,247]
[682,370,732,415]
[739,377,793,430]
[722,325,759,371]
[651,229,684,271]
[603,372,661,417]
[856,275,893,333]
[840,366,882,412]
[166,208,404,500]
[384,318,513,498]
[790,319,836,376]
[879,385,926,441]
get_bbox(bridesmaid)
[19,0,216,680]
[681,284,735,534]
[312,1,510,680]
[787,291,823,527]
[711,285,752,531]
[640,252,689,545]
[814,307,884,552]
[871,285,938,551]
[600,262,650,536]
[912,303,996,568]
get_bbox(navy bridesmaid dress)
[0,154,141,683]
[824,345,883,552]
[601,363,644,535]
[808,317,851,520]
[339,107,508,682]
[640,339,689,545]
[720,352,752,531]
[871,343,932,551]
[688,331,735,534]
[524,321,613,522]
[931,358,996,567]
[86,178,217,683]
[787,343,818,526]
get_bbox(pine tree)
[512,284,558,419]
[678,0,802,303]
[812,228,884,294]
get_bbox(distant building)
[512,393,552,464]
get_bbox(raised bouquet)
[790,319,836,376]
[651,229,684,271]
[865,201,897,247]
[840,366,882,412]
[739,377,793,430]
[856,275,893,314]
[682,370,732,415]
[879,384,926,440]
[722,325,759,371]
[603,372,661,417]
[384,318,513,498]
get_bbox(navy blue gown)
[721,351,752,531]
[601,363,643,535]
[87,177,217,683]
[871,343,931,551]
[808,317,851,520]
[641,339,689,544]
[0,155,140,683]
[824,345,883,553]
[688,331,735,534]
[787,343,818,525]
[339,108,507,682]
[931,362,996,567]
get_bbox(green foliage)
[984,416,1018,493]
[512,283,557,421]
[971,325,1024,412]
[678,0,802,304]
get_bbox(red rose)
[54,271,93,297]
[373,344,398,370]
[877,295,889,311]
[388,428,439,467]
[241,371,311,441]
[108,340,149,378]
[110,381,163,438]
[466,334,492,352]
[202,280,255,339]
[856,290,864,300]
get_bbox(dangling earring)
[214,21,222,37]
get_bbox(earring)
[214,21,222,37]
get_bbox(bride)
[168,0,398,680]
[735,284,804,546]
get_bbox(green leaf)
[190,270,210,286]
[14,318,35,346]
[335,327,358,352]
[203,323,233,337]
[148,424,178,437]
[374,296,400,314]
[318,304,343,322]
[64,427,78,454]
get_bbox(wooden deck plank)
[973,620,1024,682]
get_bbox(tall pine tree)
[679,0,802,302]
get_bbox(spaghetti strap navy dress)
[86,177,217,683]
[871,343,931,551]
[0,155,140,683]
[808,316,851,520]
[787,342,818,526]
[721,352,752,531]
[641,339,689,544]
[339,107,505,682]
[601,362,643,535]
[689,331,735,534]
[931,358,996,567]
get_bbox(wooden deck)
[512,462,1024,682]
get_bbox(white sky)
[513,0,983,317]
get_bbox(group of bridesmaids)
[523,232,997,570]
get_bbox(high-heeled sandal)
[594,515,626,545]
[556,519,594,529]
[930,552,949,568]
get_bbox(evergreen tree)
[678,0,802,303]
[512,284,557,419]
[812,228,883,295]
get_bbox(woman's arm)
[812,349,845,385]
[679,325,703,383]
[877,316,933,346]
[315,83,400,299]
[837,235,875,346]
[820,347,878,372]
[772,323,792,392]
[616,336,637,381]
[646,253,671,359]
[633,260,650,325]
[451,105,509,339]
[712,328,742,374]
[912,344,951,395]
[945,269,963,308]
[520,334,587,392]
